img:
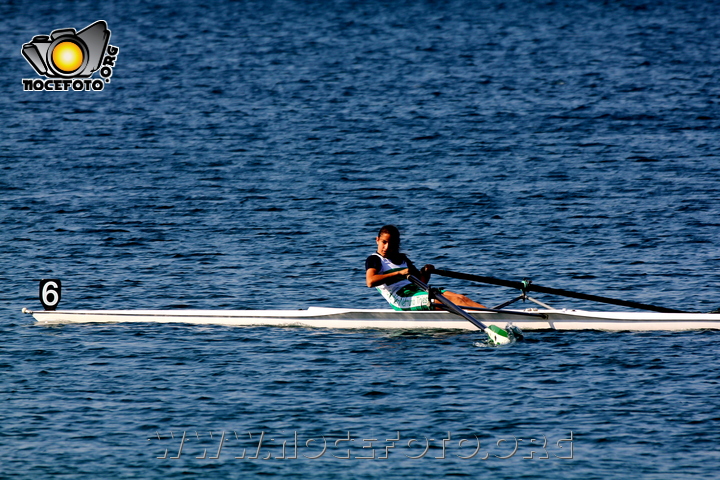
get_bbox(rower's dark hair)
[378,224,400,239]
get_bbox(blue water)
[2,0,720,478]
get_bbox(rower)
[365,225,485,311]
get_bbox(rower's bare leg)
[437,291,485,309]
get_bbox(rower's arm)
[366,264,434,288]
[366,268,409,288]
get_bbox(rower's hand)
[421,264,435,274]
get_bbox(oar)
[434,269,688,313]
[406,275,513,345]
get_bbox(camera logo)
[21,20,120,91]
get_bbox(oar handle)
[434,269,688,313]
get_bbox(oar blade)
[484,324,512,346]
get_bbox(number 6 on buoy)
[39,279,62,311]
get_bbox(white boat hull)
[23,307,720,331]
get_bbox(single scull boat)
[21,305,720,331]
[21,273,720,332]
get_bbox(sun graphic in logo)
[51,41,84,73]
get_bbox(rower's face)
[375,233,397,257]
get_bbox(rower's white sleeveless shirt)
[369,253,431,310]
[371,253,411,296]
